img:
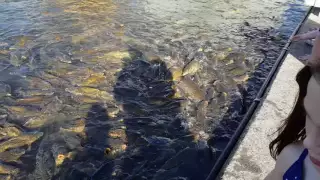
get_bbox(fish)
[213,80,228,93]
[60,118,85,134]
[182,61,201,76]
[144,53,161,62]
[5,106,27,114]
[15,89,54,97]
[169,67,183,81]
[0,132,43,153]
[216,92,228,105]
[0,149,25,163]
[209,99,219,110]
[0,163,19,175]
[143,136,173,147]
[0,127,22,141]
[0,175,11,180]
[40,71,70,88]
[108,129,126,140]
[56,53,72,64]
[81,73,106,86]
[23,116,48,129]
[233,74,249,83]
[51,143,75,167]
[0,42,9,47]
[54,152,75,167]
[229,67,247,76]
[0,50,9,55]
[205,87,216,101]
[213,51,228,61]
[16,96,46,104]
[66,87,113,101]
[177,76,205,101]
[9,53,22,67]
[71,35,87,44]
[104,144,127,159]
[41,96,64,114]
[107,107,119,118]
[55,154,65,167]
[74,96,101,104]
[196,100,209,125]
[224,75,237,87]
[55,35,62,41]
[99,51,131,62]
[61,131,81,150]
[172,84,186,99]
[18,36,28,48]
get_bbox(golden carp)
[0,127,22,141]
[0,132,43,153]
[108,129,126,141]
[16,96,46,104]
[18,36,28,48]
[0,163,19,175]
[99,51,131,62]
[177,76,205,101]
[233,74,249,83]
[0,149,25,163]
[54,152,75,167]
[27,77,52,90]
[182,61,201,76]
[213,80,228,93]
[229,67,247,77]
[81,73,106,86]
[169,67,183,81]
[23,116,48,129]
[66,87,113,101]
[0,175,11,180]
[107,107,119,118]
[60,118,85,134]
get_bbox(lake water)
[0,0,308,179]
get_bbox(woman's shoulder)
[279,142,305,160]
[273,142,305,176]
[265,142,305,180]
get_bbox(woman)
[265,31,320,179]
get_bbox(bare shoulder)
[265,142,304,180]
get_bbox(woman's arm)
[308,32,320,66]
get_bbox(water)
[0,0,308,179]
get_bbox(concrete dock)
[219,9,320,180]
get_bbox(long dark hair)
[269,66,312,159]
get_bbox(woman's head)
[270,64,320,161]
[270,33,320,171]
[269,66,311,158]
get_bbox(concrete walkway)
[219,10,320,180]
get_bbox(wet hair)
[269,65,313,159]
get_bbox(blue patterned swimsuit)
[283,149,308,180]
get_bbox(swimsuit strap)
[283,149,308,180]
